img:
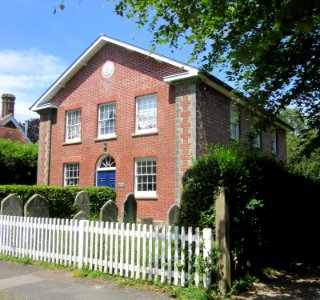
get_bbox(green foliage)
[0,185,116,218]
[180,144,270,230]
[280,108,320,182]
[0,139,37,185]
[1,254,217,299]
[180,144,320,279]
[19,118,40,143]
[168,285,213,300]
[228,273,258,295]
[88,0,320,135]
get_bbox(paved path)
[0,261,169,300]
[232,262,320,300]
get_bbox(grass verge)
[0,255,217,300]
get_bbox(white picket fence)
[0,215,213,288]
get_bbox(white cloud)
[0,49,67,122]
[0,49,65,76]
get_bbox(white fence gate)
[0,216,213,288]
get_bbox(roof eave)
[163,71,199,82]
[30,34,199,112]
[32,103,58,113]
[165,72,292,132]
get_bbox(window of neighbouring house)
[271,128,277,155]
[64,163,79,186]
[135,157,157,198]
[135,94,157,133]
[230,107,240,140]
[98,103,116,138]
[65,109,81,142]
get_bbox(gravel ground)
[232,262,320,300]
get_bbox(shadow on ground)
[232,262,320,300]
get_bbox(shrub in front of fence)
[0,185,116,219]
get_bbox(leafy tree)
[59,0,320,140]
[280,109,320,181]
[19,118,39,143]
[0,139,37,185]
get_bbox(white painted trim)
[98,102,116,138]
[63,162,80,187]
[163,71,198,82]
[134,157,157,198]
[135,94,157,134]
[30,34,198,112]
[95,154,117,186]
[97,133,117,139]
[135,191,158,199]
[230,107,240,141]
[0,114,21,129]
[101,35,198,72]
[65,109,81,143]
[271,128,278,155]
[97,167,116,171]
[32,103,58,112]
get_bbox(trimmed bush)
[0,139,37,185]
[0,185,116,219]
[180,144,320,278]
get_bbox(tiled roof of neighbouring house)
[0,127,29,143]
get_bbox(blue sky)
[0,0,216,122]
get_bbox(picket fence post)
[203,228,213,289]
[0,214,218,289]
[78,220,88,269]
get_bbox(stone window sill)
[94,135,117,142]
[135,196,158,200]
[132,130,159,138]
[63,140,82,146]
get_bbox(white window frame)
[98,102,116,138]
[135,157,157,198]
[65,109,81,142]
[253,132,262,148]
[271,128,277,155]
[135,94,157,134]
[64,163,79,186]
[230,107,240,140]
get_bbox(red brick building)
[31,35,290,223]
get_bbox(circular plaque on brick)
[102,61,114,78]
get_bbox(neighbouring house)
[30,34,290,223]
[0,93,30,144]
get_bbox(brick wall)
[196,82,231,156]
[196,82,287,159]
[38,43,186,222]
[37,42,287,222]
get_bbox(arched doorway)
[96,155,116,188]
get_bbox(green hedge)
[180,144,320,278]
[0,139,37,185]
[0,185,116,219]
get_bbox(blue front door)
[97,170,116,188]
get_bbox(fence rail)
[0,215,213,288]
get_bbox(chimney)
[1,93,16,118]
